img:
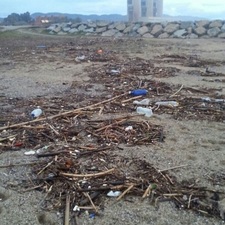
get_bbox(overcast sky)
[0,0,224,19]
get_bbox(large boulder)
[87,22,97,28]
[115,23,126,31]
[164,23,180,34]
[218,33,225,38]
[188,33,198,39]
[101,29,117,37]
[173,29,187,38]
[194,26,206,36]
[221,24,225,32]
[68,28,78,34]
[180,21,194,29]
[207,27,221,37]
[151,24,163,37]
[158,32,169,39]
[195,20,210,28]
[209,20,223,28]
[137,26,149,35]
[96,27,107,33]
[132,23,141,32]
[123,25,133,34]
[97,21,109,27]
[142,33,154,38]
[78,24,87,31]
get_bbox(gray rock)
[173,29,187,38]
[62,27,71,32]
[85,28,94,33]
[52,26,61,33]
[137,26,149,35]
[180,21,194,29]
[101,29,117,37]
[58,31,67,35]
[132,23,141,31]
[108,23,116,29]
[114,32,124,38]
[194,26,206,36]
[209,20,223,28]
[164,23,180,34]
[123,25,133,34]
[71,23,80,28]
[207,27,221,37]
[78,24,87,31]
[151,24,163,37]
[115,23,126,31]
[195,20,210,28]
[87,22,97,28]
[142,33,154,38]
[221,24,225,32]
[47,25,56,31]
[97,21,109,27]
[188,33,198,39]
[187,27,193,34]
[96,27,107,33]
[158,32,169,39]
[68,28,79,33]
[218,32,225,38]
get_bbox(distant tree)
[3,12,32,25]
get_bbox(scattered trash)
[136,107,153,117]
[97,49,103,54]
[75,55,86,62]
[129,89,148,96]
[89,213,96,219]
[73,205,80,212]
[201,97,211,102]
[31,107,42,118]
[109,69,120,75]
[155,101,179,107]
[107,190,121,197]
[133,98,150,106]
[36,45,46,49]
[24,150,36,155]
[125,126,133,131]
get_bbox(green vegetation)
[3,12,33,25]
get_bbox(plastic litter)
[201,97,211,102]
[31,108,42,118]
[110,69,120,75]
[24,150,36,155]
[107,190,121,197]
[75,55,86,62]
[133,98,150,106]
[129,89,148,96]
[136,107,153,117]
[125,126,133,131]
[155,101,179,107]
[89,213,95,219]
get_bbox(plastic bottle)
[136,107,153,117]
[133,98,150,106]
[129,89,148,96]
[31,108,42,118]
[155,101,179,107]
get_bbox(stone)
[164,23,180,34]
[194,26,206,36]
[58,31,67,35]
[151,24,163,37]
[188,33,198,39]
[187,27,193,34]
[108,23,116,29]
[78,24,87,31]
[87,22,97,28]
[62,27,71,32]
[221,24,225,32]
[195,20,210,28]
[68,28,78,33]
[101,29,117,37]
[85,28,94,33]
[96,21,109,27]
[52,26,61,33]
[180,21,194,29]
[209,20,223,28]
[158,32,169,39]
[71,23,80,28]
[96,27,107,33]
[218,33,225,38]
[142,33,154,38]
[207,27,221,37]
[173,29,187,38]
[114,32,124,38]
[132,23,141,31]
[137,26,149,35]
[123,25,133,34]
[115,23,126,31]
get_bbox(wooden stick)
[116,184,134,201]
[37,161,54,175]
[158,165,188,173]
[60,168,115,178]
[96,118,127,132]
[65,193,70,225]
[0,92,128,131]
[121,95,142,103]
[83,192,98,212]
[170,84,183,97]
[142,184,152,198]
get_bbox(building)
[127,0,163,22]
